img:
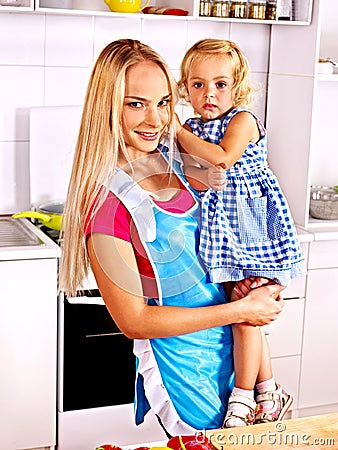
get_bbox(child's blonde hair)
[178,38,254,109]
[59,39,178,297]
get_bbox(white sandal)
[223,393,256,428]
[255,383,293,424]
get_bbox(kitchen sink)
[0,216,43,247]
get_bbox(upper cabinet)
[1,0,313,24]
[266,0,338,231]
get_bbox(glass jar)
[212,0,230,17]
[199,0,213,16]
[265,0,277,20]
[248,0,266,19]
[229,0,248,19]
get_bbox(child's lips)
[203,103,216,110]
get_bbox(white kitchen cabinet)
[29,0,313,23]
[267,0,338,231]
[298,255,338,411]
[0,257,58,450]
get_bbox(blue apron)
[107,152,234,435]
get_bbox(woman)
[59,39,284,437]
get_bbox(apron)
[107,152,234,435]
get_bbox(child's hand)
[207,165,227,190]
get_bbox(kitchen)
[1,0,338,449]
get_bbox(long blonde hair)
[178,38,254,109]
[59,39,178,297]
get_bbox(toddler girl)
[176,39,305,428]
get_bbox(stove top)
[39,225,61,246]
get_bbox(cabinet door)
[265,298,304,358]
[0,258,57,450]
[298,267,338,408]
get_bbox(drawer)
[264,297,304,358]
[271,355,300,410]
[308,240,338,269]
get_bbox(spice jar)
[265,0,277,19]
[199,0,212,16]
[248,0,266,19]
[229,0,248,19]
[212,0,230,17]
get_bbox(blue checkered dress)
[186,108,305,286]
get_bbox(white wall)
[0,11,270,214]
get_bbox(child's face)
[122,60,171,159]
[186,55,234,121]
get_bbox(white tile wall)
[0,11,270,214]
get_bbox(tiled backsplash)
[0,12,270,214]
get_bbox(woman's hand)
[232,283,285,327]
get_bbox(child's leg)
[223,323,262,428]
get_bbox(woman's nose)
[145,107,161,126]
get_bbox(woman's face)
[186,54,234,121]
[122,61,171,159]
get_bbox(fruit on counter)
[167,435,213,450]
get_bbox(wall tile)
[94,16,142,60]
[0,13,45,65]
[45,66,90,105]
[45,14,94,67]
[0,141,30,214]
[141,19,188,70]
[230,22,270,72]
[0,66,44,141]
[186,20,231,50]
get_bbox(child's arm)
[182,153,227,191]
[177,112,260,169]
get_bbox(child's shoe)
[255,383,293,424]
[223,393,256,428]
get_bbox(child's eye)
[193,82,203,89]
[216,82,227,88]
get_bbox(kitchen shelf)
[0,0,33,11]
[2,0,314,25]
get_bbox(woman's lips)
[135,131,159,141]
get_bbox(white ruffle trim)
[134,339,196,436]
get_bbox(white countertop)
[0,217,61,261]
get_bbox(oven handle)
[67,296,105,306]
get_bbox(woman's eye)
[158,99,170,107]
[128,101,143,108]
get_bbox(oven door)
[58,290,135,412]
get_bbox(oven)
[29,106,167,450]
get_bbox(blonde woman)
[175,39,304,428]
[59,39,284,437]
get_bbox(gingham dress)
[186,108,305,286]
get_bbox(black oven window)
[62,294,136,411]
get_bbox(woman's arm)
[176,112,259,168]
[87,233,284,340]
